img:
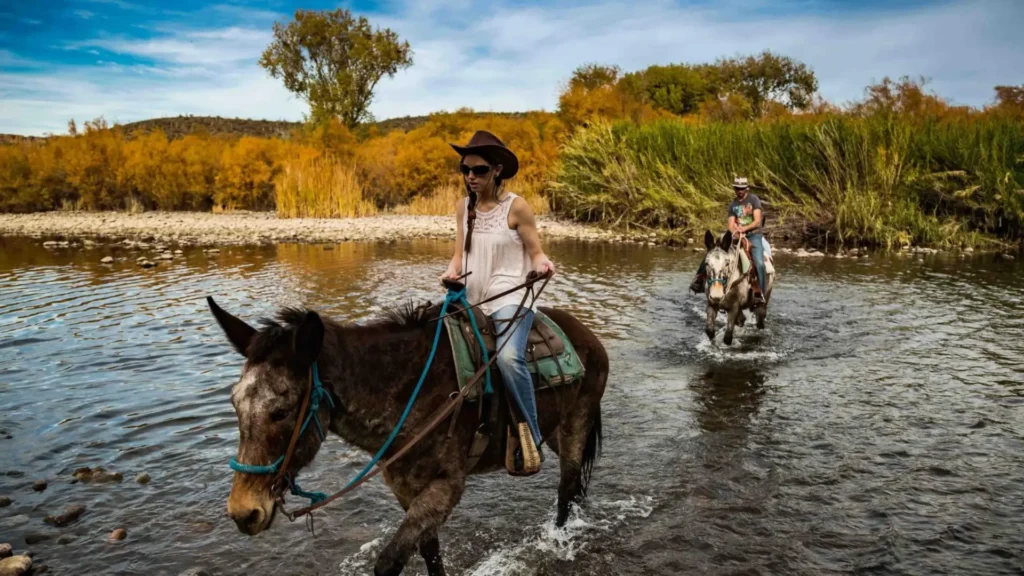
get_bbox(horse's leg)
[736,310,747,327]
[555,387,600,527]
[375,476,465,576]
[418,531,445,576]
[705,303,717,340]
[724,305,739,346]
[382,484,447,576]
[757,281,772,330]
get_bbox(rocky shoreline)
[0,212,1017,261]
[0,211,617,246]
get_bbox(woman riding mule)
[208,132,606,576]
[439,130,553,475]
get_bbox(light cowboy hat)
[732,177,750,190]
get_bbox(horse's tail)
[580,407,602,499]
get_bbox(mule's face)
[704,248,734,304]
[206,298,326,536]
[227,360,309,534]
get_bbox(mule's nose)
[228,506,265,535]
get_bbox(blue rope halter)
[227,287,488,507]
[228,362,335,503]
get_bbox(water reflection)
[0,236,1022,575]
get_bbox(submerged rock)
[108,528,127,542]
[44,504,86,527]
[23,533,52,545]
[73,467,123,484]
[57,535,76,545]
[31,481,46,493]
[101,256,114,264]
[0,497,11,508]
[135,473,151,485]
[0,555,32,576]
[177,569,212,576]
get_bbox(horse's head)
[702,230,741,305]
[207,297,330,536]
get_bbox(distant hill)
[0,134,45,145]
[120,116,302,139]
[1,111,535,143]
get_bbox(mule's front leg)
[723,305,739,346]
[375,477,465,576]
[705,303,717,340]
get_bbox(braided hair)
[462,157,503,255]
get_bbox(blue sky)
[0,0,1021,135]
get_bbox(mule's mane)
[247,307,310,362]
[385,300,441,329]
[248,302,438,361]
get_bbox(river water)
[0,237,1022,576]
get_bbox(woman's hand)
[533,255,555,278]
[439,264,461,287]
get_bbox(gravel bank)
[0,211,618,246]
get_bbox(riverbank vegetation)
[1,7,1021,248]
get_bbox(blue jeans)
[491,304,541,446]
[696,233,767,294]
[747,233,767,295]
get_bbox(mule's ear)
[719,230,733,250]
[292,311,324,368]
[704,230,715,251]
[207,297,255,357]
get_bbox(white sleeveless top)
[462,192,534,316]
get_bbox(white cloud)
[73,9,95,19]
[2,0,1022,135]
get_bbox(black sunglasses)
[459,164,492,176]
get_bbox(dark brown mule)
[207,298,608,576]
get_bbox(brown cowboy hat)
[450,130,519,179]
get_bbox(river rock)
[57,535,76,545]
[73,467,123,484]
[138,260,156,268]
[135,473,151,485]
[0,544,10,559]
[0,555,32,576]
[24,533,51,545]
[158,252,174,261]
[174,250,183,255]
[32,563,48,575]
[31,481,46,493]
[190,522,214,534]
[101,256,114,264]
[0,497,10,508]
[44,504,86,527]
[108,528,127,542]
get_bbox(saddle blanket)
[444,310,586,402]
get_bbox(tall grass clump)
[551,114,1024,247]
[275,155,377,218]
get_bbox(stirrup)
[506,423,541,477]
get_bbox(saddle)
[443,304,586,402]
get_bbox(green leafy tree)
[259,9,413,128]
[716,51,818,116]
[620,64,717,116]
